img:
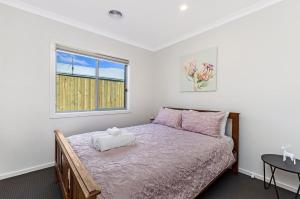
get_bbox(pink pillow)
[153,108,182,129]
[182,110,226,137]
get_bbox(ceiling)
[1,0,283,51]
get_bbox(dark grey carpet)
[199,171,295,199]
[0,167,62,199]
[0,167,295,199]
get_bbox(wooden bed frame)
[54,108,239,199]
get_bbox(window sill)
[50,109,130,119]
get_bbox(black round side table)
[261,154,300,199]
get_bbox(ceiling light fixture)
[108,10,123,19]
[179,4,188,11]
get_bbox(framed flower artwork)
[180,47,217,92]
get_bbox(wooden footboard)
[54,130,101,199]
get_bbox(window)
[54,45,128,115]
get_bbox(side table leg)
[264,162,267,189]
[269,166,280,199]
[264,162,268,189]
[264,163,275,190]
[296,174,300,199]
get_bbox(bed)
[54,108,239,199]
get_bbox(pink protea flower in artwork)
[194,70,209,81]
[202,63,214,71]
[194,63,214,82]
[184,60,215,90]
[184,59,197,77]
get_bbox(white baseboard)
[239,168,298,193]
[0,162,55,180]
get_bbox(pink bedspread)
[67,124,235,199]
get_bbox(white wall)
[154,0,300,191]
[0,4,156,178]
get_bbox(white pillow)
[220,112,229,136]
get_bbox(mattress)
[68,124,235,199]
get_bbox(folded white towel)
[91,132,136,152]
[107,127,122,136]
[91,131,109,147]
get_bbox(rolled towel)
[92,133,136,152]
[91,131,109,147]
[107,127,122,136]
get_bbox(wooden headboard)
[165,107,240,174]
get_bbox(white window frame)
[49,42,130,119]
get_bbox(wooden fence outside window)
[56,74,125,112]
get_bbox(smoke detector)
[109,10,123,19]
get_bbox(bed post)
[230,113,240,175]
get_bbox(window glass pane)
[56,50,97,112]
[56,50,97,77]
[98,60,126,109]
